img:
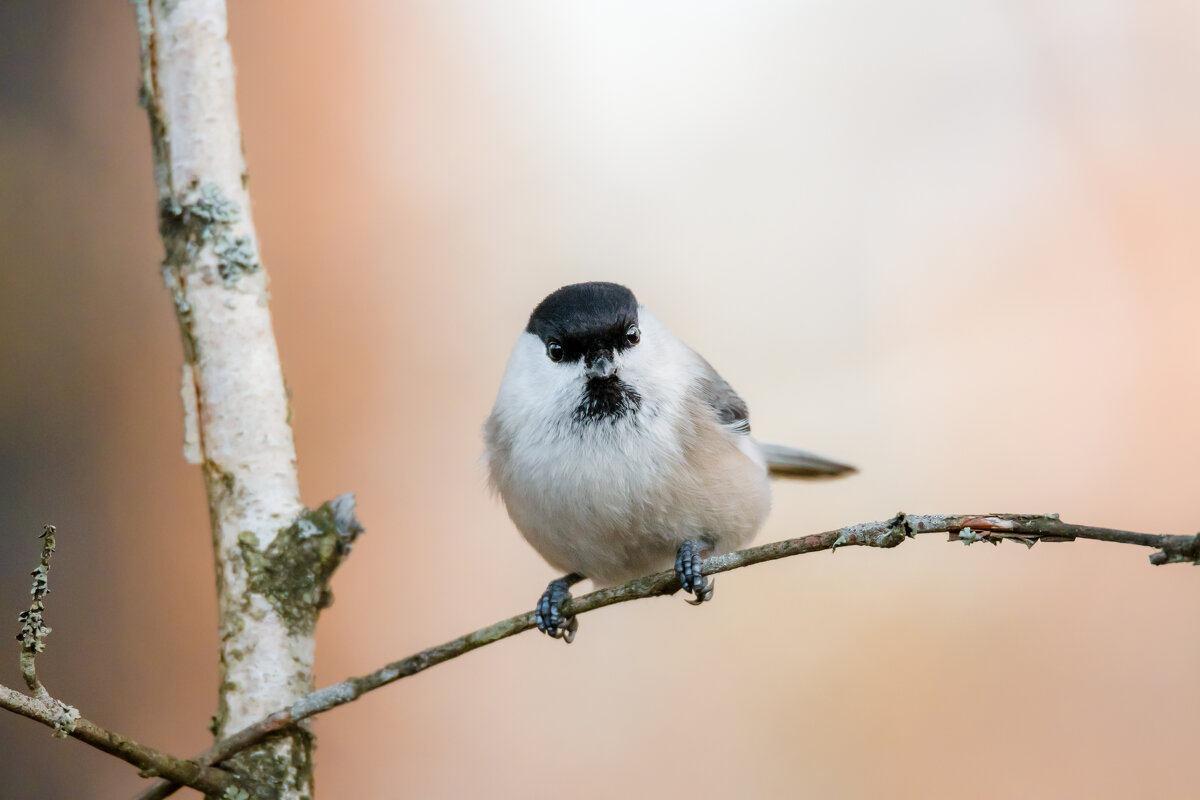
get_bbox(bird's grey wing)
[693,351,856,479]
[693,352,751,434]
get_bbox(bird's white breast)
[484,313,771,586]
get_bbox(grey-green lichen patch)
[204,460,237,499]
[189,183,240,225]
[158,181,260,286]
[956,526,987,545]
[223,729,313,800]
[237,495,364,636]
[215,234,257,283]
[49,701,80,739]
[17,526,56,661]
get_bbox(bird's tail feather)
[760,443,857,480]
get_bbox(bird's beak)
[585,355,616,380]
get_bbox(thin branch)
[0,684,261,798]
[1,527,267,799]
[16,526,68,712]
[135,512,1199,800]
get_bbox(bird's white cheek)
[614,339,689,410]
[494,333,588,426]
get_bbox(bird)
[483,282,854,642]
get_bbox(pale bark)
[133,1,313,795]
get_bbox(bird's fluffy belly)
[492,416,771,586]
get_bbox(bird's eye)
[625,325,641,346]
[546,341,564,362]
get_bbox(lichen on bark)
[218,729,313,800]
[159,181,260,286]
[133,3,359,795]
[237,496,364,636]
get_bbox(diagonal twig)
[0,684,264,799]
[134,512,1200,800]
[0,526,269,799]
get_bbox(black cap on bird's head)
[526,282,641,377]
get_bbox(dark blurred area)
[2,2,1199,798]
[1,3,208,797]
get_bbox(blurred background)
[2,1,1199,797]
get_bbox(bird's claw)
[684,580,715,605]
[676,540,715,605]
[536,577,579,643]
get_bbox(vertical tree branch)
[133,1,315,795]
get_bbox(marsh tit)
[484,282,854,642]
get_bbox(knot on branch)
[47,700,80,739]
[238,494,364,635]
[1149,533,1200,566]
[832,512,910,551]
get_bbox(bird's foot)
[535,573,583,643]
[675,539,715,605]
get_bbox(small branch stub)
[1148,533,1200,565]
[237,494,364,636]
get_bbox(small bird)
[484,282,854,642]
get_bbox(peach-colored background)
[2,2,1198,798]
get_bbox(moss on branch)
[237,495,364,636]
